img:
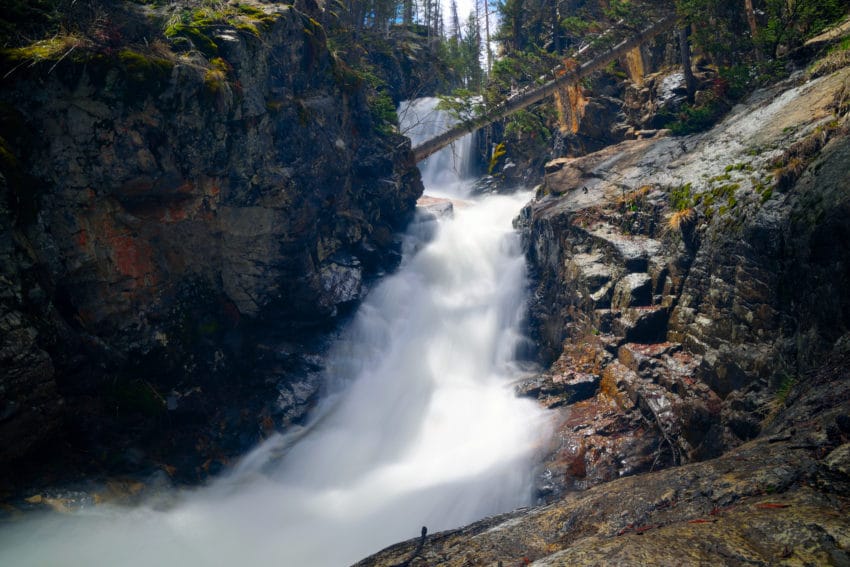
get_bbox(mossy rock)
[105,49,173,106]
[118,48,173,86]
[165,23,218,57]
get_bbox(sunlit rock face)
[0,4,421,475]
[519,69,850,496]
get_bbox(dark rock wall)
[0,6,422,478]
[0,173,62,464]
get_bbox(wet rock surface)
[359,60,850,565]
[357,355,850,566]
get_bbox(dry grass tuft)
[617,184,653,205]
[667,207,695,232]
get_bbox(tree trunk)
[551,0,562,53]
[482,0,493,73]
[450,0,461,39]
[679,26,696,104]
[513,0,525,52]
[744,0,762,60]
[404,0,413,25]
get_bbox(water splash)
[0,101,547,567]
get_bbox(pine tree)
[450,0,462,40]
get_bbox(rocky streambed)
[360,357,850,565]
[358,58,850,565]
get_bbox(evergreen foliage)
[677,0,845,62]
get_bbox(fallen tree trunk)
[412,13,677,162]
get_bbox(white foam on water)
[0,100,548,567]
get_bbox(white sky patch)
[443,0,495,28]
[452,0,475,21]
[441,0,498,69]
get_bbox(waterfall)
[0,101,548,567]
[398,97,476,194]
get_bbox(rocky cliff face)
[359,54,850,566]
[0,3,422,483]
[521,66,850,497]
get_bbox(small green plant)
[670,182,694,210]
[708,182,740,202]
[561,16,592,35]
[369,90,398,136]
[725,162,753,173]
[165,21,219,57]
[203,56,230,95]
[669,101,724,135]
[489,142,507,174]
[604,59,628,80]
[776,374,797,405]
[1,34,85,63]
[436,89,485,124]
[763,373,798,424]
[504,108,552,141]
[831,36,850,53]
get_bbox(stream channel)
[0,98,549,566]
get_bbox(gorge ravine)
[0,99,549,566]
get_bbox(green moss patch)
[165,22,219,57]
[164,2,280,56]
[116,48,174,104]
[203,56,232,96]
[1,34,88,68]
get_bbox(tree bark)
[679,26,696,104]
[743,0,762,60]
[403,0,413,25]
[482,0,493,73]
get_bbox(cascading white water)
[0,99,548,567]
[398,97,477,193]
